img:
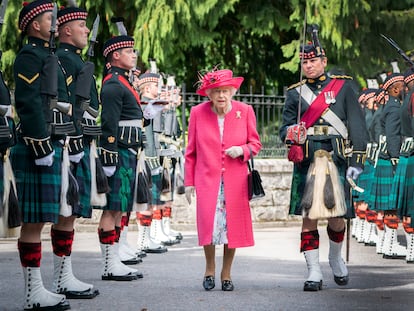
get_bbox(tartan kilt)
[151,173,163,205]
[11,140,63,223]
[100,148,137,212]
[368,158,394,212]
[289,156,349,217]
[389,155,414,219]
[357,161,374,204]
[71,143,92,218]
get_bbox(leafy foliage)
[2,0,414,93]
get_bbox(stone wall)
[170,158,300,225]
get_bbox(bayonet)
[111,17,127,36]
[381,34,414,67]
[0,0,8,27]
[87,14,100,59]
[49,3,57,53]
[0,0,9,60]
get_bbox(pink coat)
[184,100,262,248]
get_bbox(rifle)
[40,4,63,116]
[381,34,414,68]
[76,15,100,119]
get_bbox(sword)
[87,14,100,60]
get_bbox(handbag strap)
[248,147,254,172]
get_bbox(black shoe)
[144,246,168,254]
[221,280,234,291]
[334,275,349,286]
[121,257,142,265]
[133,271,144,279]
[303,280,323,291]
[102,273,138,281]
[136,250,147,258]
[203,276,215,291]
[64,288,100,299]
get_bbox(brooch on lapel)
[236,111,241,119]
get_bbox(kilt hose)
[71,143,92,218]
[98,148,137,212]
[369,158,394,212]
[389,155,414,220]
[11,140,63,224]
[289,152,349,218]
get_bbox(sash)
[295,79,347,139]
[103,73,141,105]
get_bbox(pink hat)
[196,69,243,97]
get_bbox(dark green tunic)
[99,66,144,211]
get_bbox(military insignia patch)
[67,75,73,86]
[108,136,115,143]
[18,73,39,84]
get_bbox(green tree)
[2,0,414,93]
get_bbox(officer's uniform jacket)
[14,36,71,159]
[100,66,144,166]
[280,74,368,167]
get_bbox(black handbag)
[247,148,265,201]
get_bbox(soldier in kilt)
[369,73,407,259]
[352,89,378,245]
[12,1,71,309]
[280,42,368,291]
[47,5,101,299]
[389,68,414,263]
[0,30,17,236]
[97,35,145,281]
[134,72,172,253]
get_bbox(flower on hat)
[195,66,244,97]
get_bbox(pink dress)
[184,100,262,248]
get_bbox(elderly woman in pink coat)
[184,68,261,292]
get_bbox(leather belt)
[307,126,340,136]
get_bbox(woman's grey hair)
[205,86,237,98]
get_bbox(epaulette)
[330,75,353,80]
[287,79,306,90]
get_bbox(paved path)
[0,224,413,311]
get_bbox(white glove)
[346,166,363,180]
[35,151,55,167]
[69,151,84,163]
[143,100,167,119]
[185,186,195,205]
[225,146,243,159]
[103,166,116,177]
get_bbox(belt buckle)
[314,126,329,136]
